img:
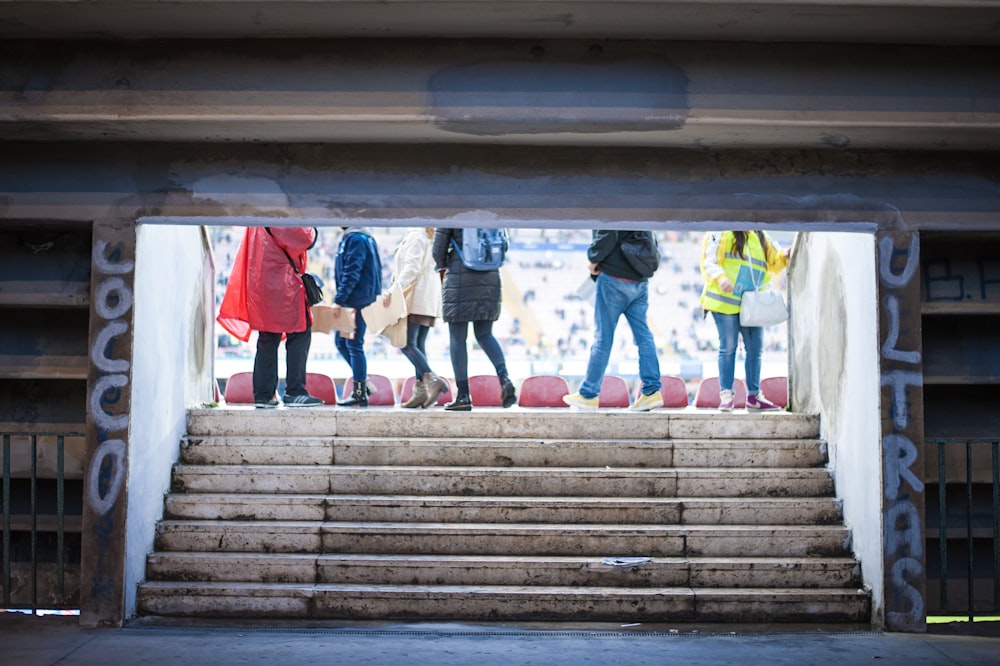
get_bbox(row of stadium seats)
[221,372,788,409]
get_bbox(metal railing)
[1,431,83,614]
[929,438,1000,621]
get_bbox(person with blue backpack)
[432,227,516,411]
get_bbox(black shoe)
[338,384,368,408]
[500,378,517,408]
[443,394,472,411]
[255,397,279,409]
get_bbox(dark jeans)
[335,308,369,383]
[400,322,432,378]
[253,329,311,401]
[448,320,507,390]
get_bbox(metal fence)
[1,431,83,614]
[929,438,1000,621]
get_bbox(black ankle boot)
[338,383,368,408]
[500,377,517,408]
[444,392,472,411]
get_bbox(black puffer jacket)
[432,228,503,323]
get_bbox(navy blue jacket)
[334,228,382,309]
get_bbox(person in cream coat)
[388,227,450,408]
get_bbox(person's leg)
[414,325,431,364]
[622,281,661,396]
[252,331,281,405]
[741,324,764,396]
[447,321,470,387]
[337,313,370,407]
[741,324,778,409]
[711,311,740,392]
[344,312,369,383]
[400,321,432,378]
[283,329,311,396]
[473,319,516,407]
[473,320,506,376]
[578,274,626,399]
[445,321,472,410]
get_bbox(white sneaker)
[718,389,735,412]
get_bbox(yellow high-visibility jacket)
[700,231,789,315]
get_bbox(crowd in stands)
[212,226,790,384]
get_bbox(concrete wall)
[126,225,215,617]
[789,232,883,621]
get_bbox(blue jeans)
[710,311,763,395]
[335,309,369,383]
[579,273,661,399]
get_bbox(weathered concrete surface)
[0,0,998,45]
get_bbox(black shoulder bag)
[266,228,324,306]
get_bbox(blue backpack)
[450,228,509,271]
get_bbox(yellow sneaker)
[630,390,664,412]
[563,392,599,410]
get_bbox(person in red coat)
[217,226,323,408]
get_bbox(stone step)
[145,552,862,589]
[165,493,844,525]
[186,407,820,441]
[154,521,851,558]
[171,465,834,497]
[180,435,829,468]
[137,581,870,623]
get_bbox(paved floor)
[3,616,999,665]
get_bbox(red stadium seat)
[517,375,570,408]
[658,375,690,408]
[694,377,747,408]
[305,373,338,405]
[760,376,789,408]
[222,371,254,404]
[598,375,631,408]
[469,374,504,406]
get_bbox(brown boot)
[401,379,426,408]
[421,372,450,408]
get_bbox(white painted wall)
[789,232,883,624]
[125,225,215,617]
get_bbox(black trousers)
[253,329,311,401]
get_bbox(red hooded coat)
[217,226,318,342]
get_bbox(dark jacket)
[587,229,647,281]
[334,228,382,309]
[432,228,502,323]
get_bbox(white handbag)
[739,265,788,327]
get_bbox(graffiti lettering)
[888,557,925,627]
[94,277,133,321]
[884,499,923,559]
[91,321,130,373]
[878,235,920,288]
[880,370,923,430]
[92,239,135,275]
[881,295,921,364]
[878,231,925,631]
[86,239,132,520]
[883,433,925,500]
[86,439,127,516]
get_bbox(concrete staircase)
[137,407,871,623]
